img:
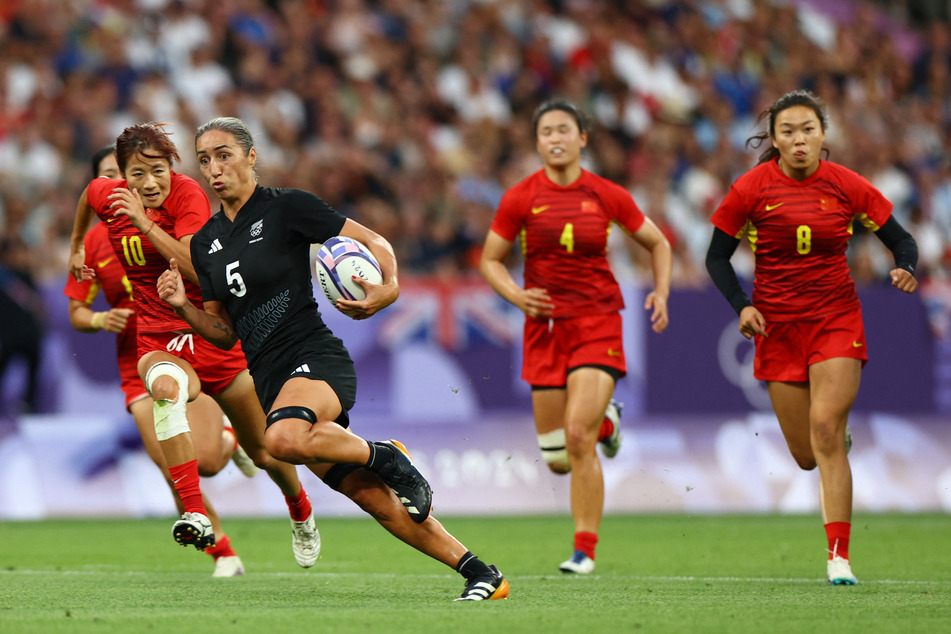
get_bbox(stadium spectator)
[67,123,322,567]
[1,1,947,290]
[0,233,44,415]
[705,90,919,585]
[0,0,948,429]
[479,98,672,574]
[156,115,509,601]
[63,145,252,577]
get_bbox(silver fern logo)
[236,290,289,355]
[251,220,263,237]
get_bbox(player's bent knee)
[146,362,190,441]
[264,406,318,462]
[196,464,218,478]
[248,450,274,471]
[263,430,296,463]
[789,447,817,470]
[794,456,818,471]
[538,429,571,473]
[810,422,842,455]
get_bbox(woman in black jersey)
[158,116,508,601]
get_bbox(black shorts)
[250,333,357,428]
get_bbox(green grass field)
[0,513,948,633]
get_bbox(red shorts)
[753,308,868,382]
[117,344,149,409]
[522,312,626,387]
[138,331,248,396]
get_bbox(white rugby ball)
[315,236,383,307]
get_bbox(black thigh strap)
[266,406,317,430]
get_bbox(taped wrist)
[146,361,191,441]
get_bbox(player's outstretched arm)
[68,299,133,334]
[157,258,238,350]
[480,229,554,319]
[68,187,97,282]
[631,217,672,332]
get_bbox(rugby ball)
[315,236,383,306]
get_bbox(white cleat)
[599,399,623,458]
[225,428,258,478]
[827,555,857,585]
[291,512,321,568]
[212,555,246,577]
[172,512,215,551]
[559,550,595,574]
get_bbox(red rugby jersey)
[711,159,892,321]
[63,221,137,361]
[64,221,134,310]
[85,173,210,333]
[491,169,646,319]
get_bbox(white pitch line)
[1,569,948,585]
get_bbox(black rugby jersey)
[191,186,347,370]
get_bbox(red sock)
[574,531,599,560]
[205,534,236,560]
[825,521,851,560]
[168,460,206,515]
[597,417,614,442]
[285,487,312,522]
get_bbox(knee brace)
[538,428,571,472]
[266,405,317,430]
[145,361,190,441]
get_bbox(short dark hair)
[90,145,116,180]
[115,123,180,173]
[531,98,589,138]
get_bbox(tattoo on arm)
[212,321,233,338]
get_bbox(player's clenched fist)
[157,258,187,308]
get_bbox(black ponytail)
[746,90,830,164]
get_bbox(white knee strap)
[538,428,570,472]
[145,361,191,441]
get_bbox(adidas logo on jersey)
[207,238,223,254]
[291,364,310,375]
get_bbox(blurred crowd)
[2,0,951,410]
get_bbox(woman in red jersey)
[705,90,919,586]
[480,99,672,574]
[63,146,250,576]
[67,125,321,566]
